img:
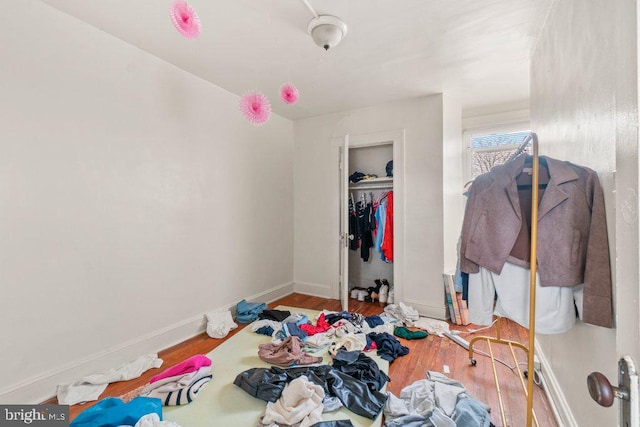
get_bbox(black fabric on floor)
[233,365,387,420]
[332,349,390,391]
[311,421,355,427]
[258,309,291,322]
[366,332,409,363]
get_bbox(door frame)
[335,129,405,308]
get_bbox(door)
[339,133,350,311]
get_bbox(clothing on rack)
[356,198,374,261]
[468,262,583,334]
[374,194,388,261]
[348,189,394,265]
[381,191,394,261]
[459,155,612,328]
[348,194,359,251]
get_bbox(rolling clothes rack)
[467,132,539,427]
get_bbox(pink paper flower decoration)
[170,0,201,39]
[240,92,272,125]
[280,83,299,104]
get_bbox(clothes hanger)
[518,155,549,190]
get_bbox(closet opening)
[348,143,394,307]
[338,130,404,312]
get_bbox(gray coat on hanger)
[459,155,613,328]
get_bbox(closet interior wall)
[347,144,394,294]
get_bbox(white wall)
[293,96,448,318]
[442,96,464,272]
[0,0,294,403]
[530,0,638,425]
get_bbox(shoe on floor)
[379,284,389,303]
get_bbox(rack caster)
[470,358,477,366]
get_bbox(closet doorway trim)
[338,128,405,306]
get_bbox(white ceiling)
[39,0,553,120]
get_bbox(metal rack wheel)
[470,358,477,366]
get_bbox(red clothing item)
[299,313,331,336]
[381,191,394,261]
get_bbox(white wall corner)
[0,281,295,405]
[293,281,334,299]
[535,339,578,427]
[404,298,448,321]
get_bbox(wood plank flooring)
[48,293,558,426]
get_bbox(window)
[468,130,531,179]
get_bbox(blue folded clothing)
[284,322,308,341]
[70,396,162,427]
[236,299,267,323]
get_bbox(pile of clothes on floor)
[70,397,179,427]
[232,300,493,426]
[69,354,213,427]
[385,372,495,427]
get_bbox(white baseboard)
[247,281,295,305]
[291,286,449,321]
[404,298,448,321]
[0,282,294,405]
[293,281,334,299]
[535,339,577,427]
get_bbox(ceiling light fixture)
[307,15,348,51]
[300,0,347,51]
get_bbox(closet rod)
[348,185,393,190]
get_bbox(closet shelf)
[349,177,393,190]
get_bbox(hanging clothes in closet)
[381,191,394,262]
[357,194,375,261]
[348,194,359,251]
[374,192,388,262]
[349,190,394,263]
[459,155,612,330]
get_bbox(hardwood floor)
[49,293,558,426]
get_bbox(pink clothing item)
[149,354,211,384]
[299,313,331,336]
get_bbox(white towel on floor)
[260,376,324,427]
[205,310,238,339]
[56,353,163,405]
